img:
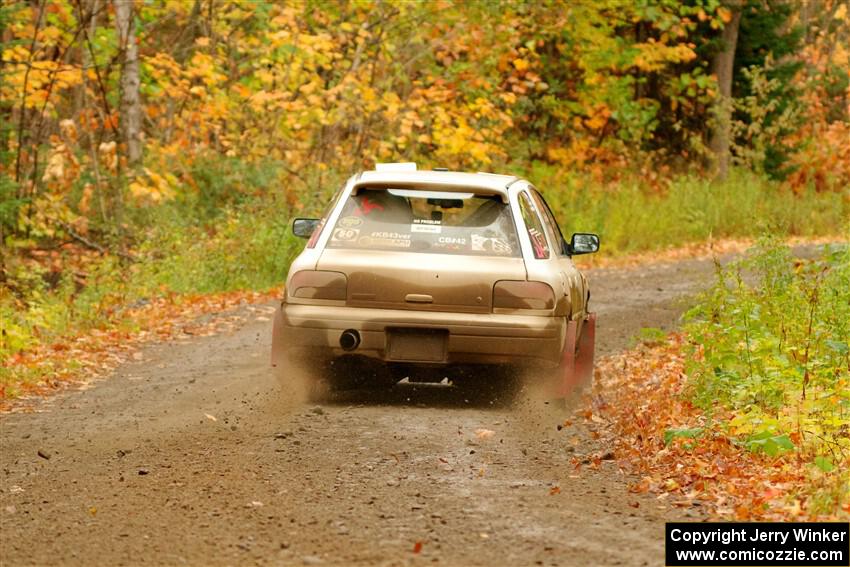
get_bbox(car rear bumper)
[272,302,567,366]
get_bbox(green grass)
[532,165,849,255]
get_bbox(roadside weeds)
[592,335,850,521]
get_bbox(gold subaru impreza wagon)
[272,164,599,398]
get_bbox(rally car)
[272,164,599,398]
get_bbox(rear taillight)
[289,270,347,300]
[493,281,555,310]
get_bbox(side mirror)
[292,218,320,239]
[569,233,600,255]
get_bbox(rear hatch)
[318,185,527,313]
[317,249,527,313]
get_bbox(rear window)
[325,188,520,257]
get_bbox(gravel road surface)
[1,257,727,566]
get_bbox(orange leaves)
[512,58,530,72]
[593,334,849,521]
[717,7,733,25]
[584,104,612,131]
[786,120,850,193]
[1,288,283,410]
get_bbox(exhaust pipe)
[340,329,360,351]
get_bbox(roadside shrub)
[684,235,849,512]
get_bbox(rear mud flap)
[545,313,596,400]
[575,312,596,386]
[271,303,287,369]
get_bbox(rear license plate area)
[387,328,448,362]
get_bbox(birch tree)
[113,0,142,168]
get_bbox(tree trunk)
[709,5,742,181]
[114,0,142,169]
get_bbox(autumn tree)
[114,0,142,169]
[710,2,743,180]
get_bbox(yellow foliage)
[129,168,177,206]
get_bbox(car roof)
[353,169,520,197]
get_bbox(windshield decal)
[359,236,412,248]
[471,234,513,254]
[411,218,442,234]
[355,196,385,216]
[338,216,363,228]
[332,228,359,242]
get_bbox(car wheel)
[544,314,595,402]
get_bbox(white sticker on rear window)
[411,218,442,233]
[359,236,411,248]
[370,231,410,240]
[471,234,513,254]
[338,216,363,228]
[332,228,359,241]
[411,224,441,234]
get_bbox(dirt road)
[1,257,722,566]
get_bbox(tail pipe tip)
[340,329,361,351]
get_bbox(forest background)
[1,0,849,516]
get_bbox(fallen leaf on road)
[549,486,561,495]
[1,286,284,411]
[474,428,494,439]
[413,541,423,554]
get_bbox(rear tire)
[543,313,596,401]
